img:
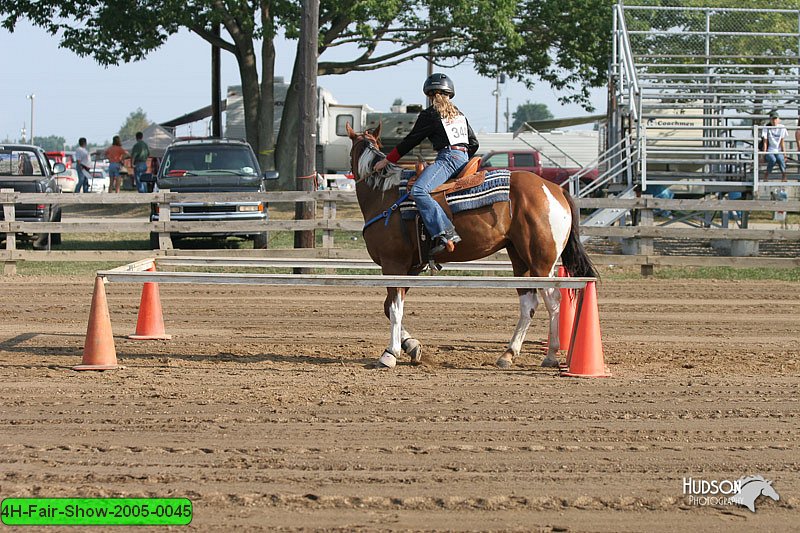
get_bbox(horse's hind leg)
[539,287,561,367]
[497,289,540,369]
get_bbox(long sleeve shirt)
[385,106,479,163]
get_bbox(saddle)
[408,157,485,195]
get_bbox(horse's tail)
[560,189,597,279]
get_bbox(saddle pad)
[399,169,511,220]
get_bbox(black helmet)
[423,73,455,98]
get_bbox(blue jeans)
[74,168,89,192]
[134,162,148,192]
[765,153,786,174]
[410,148,468,238]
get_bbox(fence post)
[157,190,173,250]
[2,188,17,275]
[322,198,336,248]
[638,196,654,276]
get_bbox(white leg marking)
[541,185,572,259]
[388,292,404,356]
[507,291,540,356]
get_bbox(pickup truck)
[478,150,598,187]
[142,138,278,249]
[0,144,63,249]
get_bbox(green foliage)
[32,135,67,151]
[1,0,615,185]
[510,101,553,132]
[118,108,151,141]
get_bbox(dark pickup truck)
[143,138,278,249]
[0,144,63,248]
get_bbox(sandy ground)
[1,273,798,532]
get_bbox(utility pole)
[492,74,505,133]
[26,94,35,144]
[211,25,222,138]
[294,0,319,255]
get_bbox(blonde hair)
[432,93,459,120]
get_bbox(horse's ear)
[373,121,382,140]
[345,122,356,139]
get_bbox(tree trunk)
[275,51,302,190]
[235,42,261,155]
[259,38,276,172]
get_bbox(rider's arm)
[385,110,435,163]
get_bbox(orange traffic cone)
[557,265,577,352]
[561,281,610,378]
[128,266,171,340]
[74,277,119,371]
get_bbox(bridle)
[349,130,384,184]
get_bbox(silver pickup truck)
[143,138,278,249]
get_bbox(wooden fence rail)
[2,190,799,275]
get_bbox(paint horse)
[347,123,597,369]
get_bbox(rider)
[374,73,479,255]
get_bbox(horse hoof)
[377,351,397,368]
[402,338,422,363]
[540,356,560,368]
[496,358,512,369]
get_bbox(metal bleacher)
[608,3,800,199]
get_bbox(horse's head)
[760,480,780,501]
[346,122,401,190]
[346,122,383,178]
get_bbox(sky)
[1,22,607,148]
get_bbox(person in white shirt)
[761,111,787,182]
[73,137,91,193]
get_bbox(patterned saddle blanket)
[399,169,511,220]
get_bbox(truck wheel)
[253,232,269,249]
[50,208,62,245]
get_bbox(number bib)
[442,115,469,145]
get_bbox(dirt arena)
[1,271,798,532]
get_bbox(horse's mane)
[357,142,404,192]
[738,475,768,486]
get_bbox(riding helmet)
[423,73,455,98]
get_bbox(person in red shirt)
[374,73,479,255]
[105,135,130,193]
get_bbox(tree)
[0,0,614,189]
[119,108,151,141]
[510,101,553,132]
[32,135,66,151]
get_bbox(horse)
[346,122,597,369]
[731,476,780,512]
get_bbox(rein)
[352,135,408,230]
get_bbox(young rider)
[374,73,479,255]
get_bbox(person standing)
[73,137,91,193]
[130,131,150,193]
[761,110,787,182]
[373,73,479,255]
[105,135,129,193]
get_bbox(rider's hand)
[374,158,389,172]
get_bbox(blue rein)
[363,191,411,230]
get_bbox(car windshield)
[162,146,258,177]
[0,149,44,176]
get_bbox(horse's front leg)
[378,287,405,368]
[497,289,540,368]
[539,287,562,367]
[382,287,422,365]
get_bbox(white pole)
[26,94,35,145]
